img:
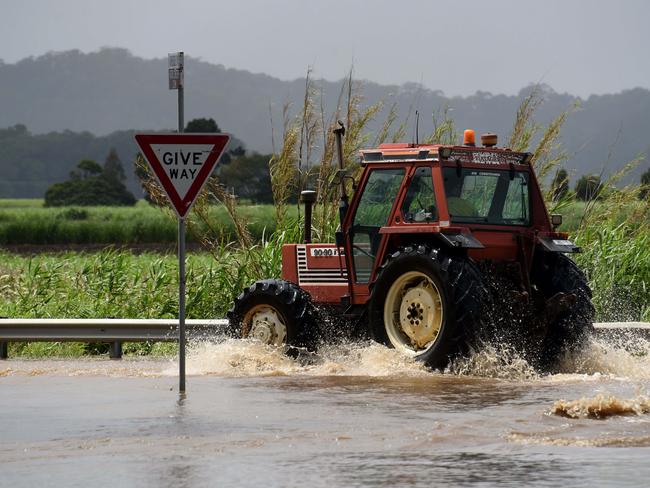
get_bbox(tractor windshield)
[442,168,530,226]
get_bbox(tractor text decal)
[450,150,527,165]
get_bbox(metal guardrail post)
[0,341,7,360]
[109,341,123,359]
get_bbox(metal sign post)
[170,51,186,393]
[178,215,186,393]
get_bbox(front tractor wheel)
[369,246,487,369]
[227,280,315,348]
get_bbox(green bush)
[44,177,136,207]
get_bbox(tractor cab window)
[401,166,437,223]
[443,168,530,225]
[350,168,405,283]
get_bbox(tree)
[640,167,650,200]
[575,174,602,201]
[45,178,137,206]
[103,148,126,182]
[44,152,136,206]
[217,152,274,203]
[185,118,220,133]
[551,168,570,202]
[183,117,246,161]
[70,159,103,180]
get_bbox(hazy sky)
[1,0,648,97]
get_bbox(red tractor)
[228,125,594,369]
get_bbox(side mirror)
[335,230,345,248]
[551,214,562,228]
[332,170,357,191]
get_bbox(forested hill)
[0,48,648,198]
[0,125,142,198]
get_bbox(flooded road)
[1,336,650,487]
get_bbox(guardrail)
[0,319,227,359]
[0,319,648,359]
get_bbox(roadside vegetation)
[0,229,299,357]
[1,77,648,358]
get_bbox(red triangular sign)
[135,133,230,217]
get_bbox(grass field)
[0,199,44,208]
[0,198,640,247]
[0,199,289,245]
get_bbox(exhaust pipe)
[333,121,348,225]
[300,190,317,243]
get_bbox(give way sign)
[135,133,230,217]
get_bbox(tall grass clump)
[289,68,398,242]
[506,85,649,321]
[571,187,649,321]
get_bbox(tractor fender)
[536,236,581,253]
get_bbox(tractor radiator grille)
[297,246,348,285]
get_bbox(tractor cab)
[282,130,574,308]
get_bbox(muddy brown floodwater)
[1,336,650,487]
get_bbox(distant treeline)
[0,124,141,198]
[0,48,649,193]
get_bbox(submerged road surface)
[1,335,650,488]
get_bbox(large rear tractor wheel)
[227,279,316,349]
[369,246,488,369]
[534,252,595,370]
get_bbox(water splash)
[182,339,430,378]
[184,339,302,377]
[446,342,539,380]
[449,334,650,382]
[556,336,650,379]
[551,390,650,419]
[302,342,430,377]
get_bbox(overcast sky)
[1,0,648,97]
